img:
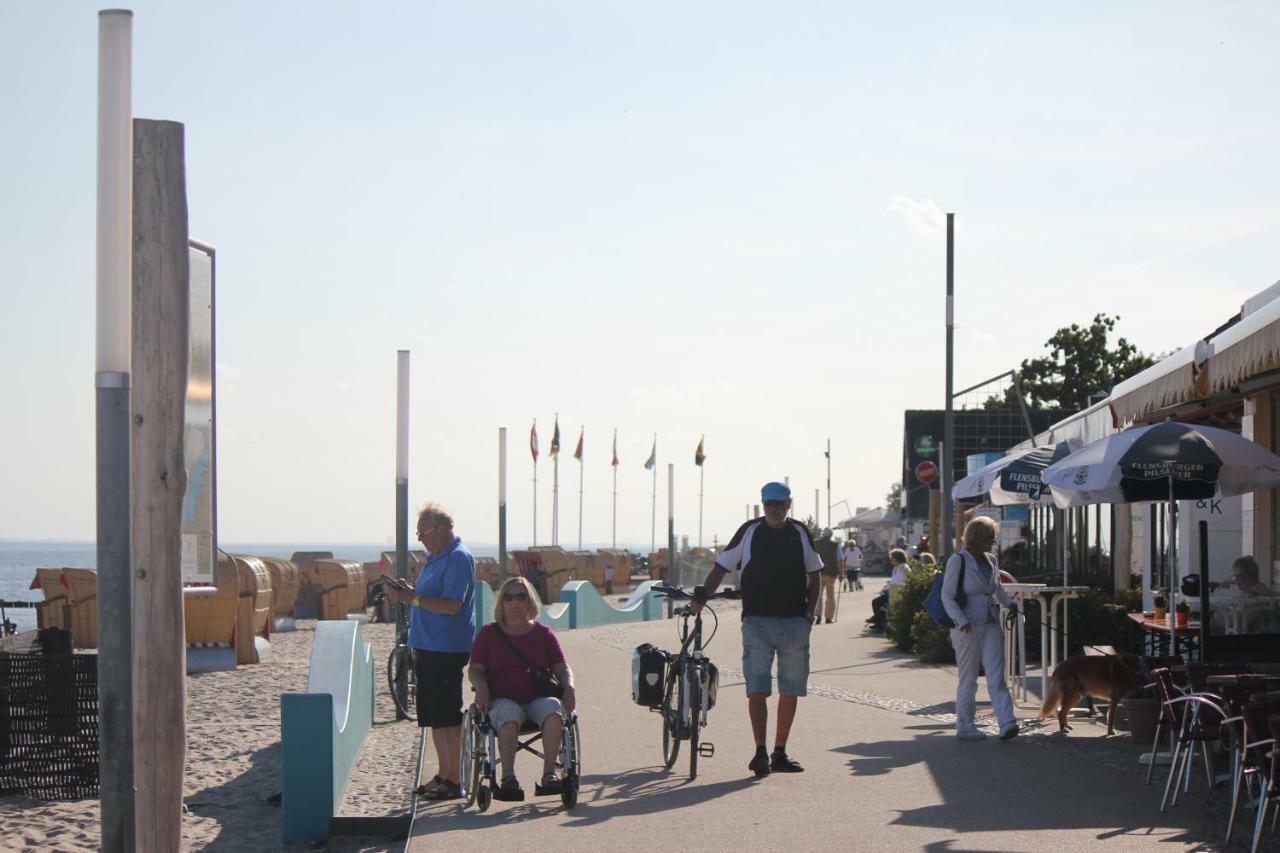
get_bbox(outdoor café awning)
[1209,292,1280,393]
[1108,339,1211,427]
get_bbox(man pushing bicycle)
[692,481,823,777]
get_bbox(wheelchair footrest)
[534,780,565,797]
[698,741,715,758]
[492,786,525,802]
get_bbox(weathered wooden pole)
[131,117,190,852]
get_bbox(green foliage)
[910,610,956,663]
[885,561,937,652]
[884,481,903,510]
[1018,588,1143,660]
[1016,313,1157,411]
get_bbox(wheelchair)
[459,702,582,811]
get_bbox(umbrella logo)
[1072,466,1088,486]
[974,475,984,492]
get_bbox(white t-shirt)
[843,545,863,569]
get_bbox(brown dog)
[1040,654,1141,735]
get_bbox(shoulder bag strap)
[492,623,544,672]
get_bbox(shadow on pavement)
[414,765,758,831]
[833,734,1209,845]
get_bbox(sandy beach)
[0,620,419,853]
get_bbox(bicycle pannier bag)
[703,661,720,711]
[632,643,666,707]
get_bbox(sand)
[0,620,419,852]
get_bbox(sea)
[0,539,505,635]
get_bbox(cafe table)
[1126,611,1201,661]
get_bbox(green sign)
[914,435,938,459]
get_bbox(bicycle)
[370,584,416,720]
[650,584,741,781]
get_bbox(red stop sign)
[915,461,938,485]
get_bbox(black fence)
[0,635,99,800]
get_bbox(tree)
[1016,313,1156,411]
[885,481,903,510]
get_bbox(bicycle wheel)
[661,664,682,769]
[688,675,701,781]
[387,644,416,720]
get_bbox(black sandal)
[493,775,525,802]
[420,779,461,801]
[535,772,563,795]
[413,775,445,797]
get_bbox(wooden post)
[131,118,189,852]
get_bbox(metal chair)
[1152,667,1227,812]
[1247,715,1280,853]
[1224,692,1280,844]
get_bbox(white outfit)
[883,563,909,593]
[941,549,1016,734]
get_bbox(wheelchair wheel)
[570,715,582,772]
[561,774,579,809]
[661,666,681,769]
[460,708,483,808]
[387,644,416,720]
[476,781,492,813]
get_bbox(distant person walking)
[842,540,863,591]
[814,528,841,624]
[693,481,822,777]
[942,516,1018,742]
[384,503,477,799]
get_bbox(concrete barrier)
[281,621,375,843]
[560,580,664,629]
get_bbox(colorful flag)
[643,437,656,470]
[611,429,619,467]
[550,416,561,457]
[695,435,706,467]
[530,421,539,461]
[573,428,584,461]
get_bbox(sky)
[2,2,1279,549]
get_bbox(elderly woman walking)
[385,503,477,799]
[941,516,1018,741]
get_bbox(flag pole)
[698,464,704,549]
[532,419,538,547]
[577,430,584,551]
[667,463,676,587]
[826,437,832,529]
[498,426,508,585]
[650,433,657,557]
[551,413,558,546]
[611,428,618,549]
[394,351,411,719]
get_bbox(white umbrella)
[953,440,1081,505]
[1040,421,1280,509]
[1041,421,1280,621]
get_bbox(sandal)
[535,771,563,795]
[493,775,525,802]
[419,779,461,801]
[413,775,445,797]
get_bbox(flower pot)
[1175,611,1188,628]
[1153,607,1166,622]
[1121,696,1161,743]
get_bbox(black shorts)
[414,649,470,728]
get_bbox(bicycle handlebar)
[652,585,742,601]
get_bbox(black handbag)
[492,624,564,699]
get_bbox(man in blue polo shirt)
[693,481,823,777]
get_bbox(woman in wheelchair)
[468,576,577,801]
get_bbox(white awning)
[1210,292,1280,392]
[1107,339,1211,427]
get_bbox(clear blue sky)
[3,2,1278,546]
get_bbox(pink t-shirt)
[471,621,566,705]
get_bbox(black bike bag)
[631,643,666,707]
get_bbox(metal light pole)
[498,427,508,585]
[394,350,410,718]
[942,212,956,559]
[826,438,832,529]
[667,463,676,587]
[96,11,135,852]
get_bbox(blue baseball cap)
[761,481,791,501]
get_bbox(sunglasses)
[502,592,530,602]
[763,500,789,508]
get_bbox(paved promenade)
[408,586,1226,852]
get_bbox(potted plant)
[1153,592,1167,622]
[1175,600,1190,628]
[1120,682,1162,743]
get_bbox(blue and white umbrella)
[1040,421,1280,509]
[953,440,1081,505]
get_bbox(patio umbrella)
[953,440,1081,505]
[1040,420,1280,619]
[1040,421,1280,508]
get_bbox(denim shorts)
[487,696,564,732]
[741,615,811,697]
